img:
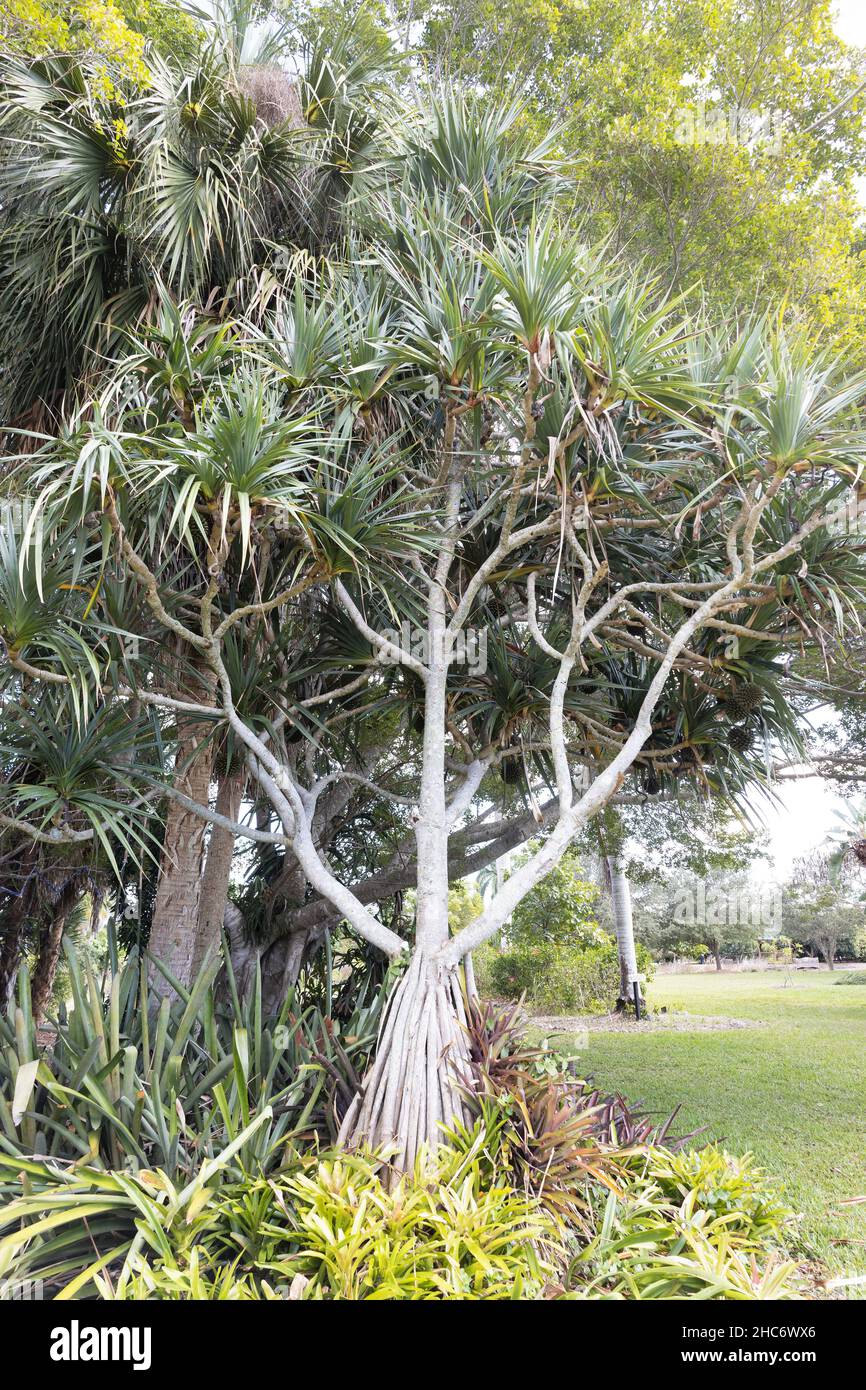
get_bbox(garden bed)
[531,1009,759,1035]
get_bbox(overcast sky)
[835,1,866,46]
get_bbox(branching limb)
[333,578,428,678]
[0,813,94,845]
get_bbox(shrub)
[0,1113,279,1300]
[564,1191,800,1299]
[280,1151,558,1300]
[632,1146,793,1241]
[662,940,709,962]
[0,1145,559,1301]
[450,1000,693,1222]
[0,996,801,1302]
[487,939,653,1013]
[563,1144,798,1300]
[507,849,606,951]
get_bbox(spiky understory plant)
[442,999,700,1220]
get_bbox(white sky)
[760,777,848,880]
[834,1,866,47]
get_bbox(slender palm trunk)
[606,854,641,1007]
[463,950,478,1002]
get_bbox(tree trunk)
[222,900,329,1016]
[463,949,478,1002]
[31,918,65,1022]
[148,712,214,998]
[190,770,244,980]
[606,854,642,1007]
[338,951,470,1173]
[31,874,85,1022]
[256,924,327,1014]
[340,603,470,1173]
[713,944,722,971]
[0,925,21,1011]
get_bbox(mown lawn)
[544,970,866,1288]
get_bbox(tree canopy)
[4,2,866,1164]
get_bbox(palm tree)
[6,54,866,1172]
[0,10,402,997]
[0,4,396,424]
[604,853,642,1014]
[828,799,866,882]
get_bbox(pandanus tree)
[5,59,866,1167]
[0,502,161,1007]
[0,9,401,997]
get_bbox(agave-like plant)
[0,936,390,1172]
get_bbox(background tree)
[630,816,772,968]
[478,847,625,1014]
[408,0,866,360]
[782,850,865,968]
[506,846,601,950]
[0,7,401,999]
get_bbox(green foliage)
[0,10,395,418]
[667,940,709,962]
[0,1112,279,1299]
[1,1136,799,1300]
[486,849,642,1011]
[0,939,389,1176]
[0,0,150,85]
[0,1141,559,1300]
[565,1144,798,1299]
[782,850,866,965]
[489,939,654,1014]
[0,982,804,1301]
[414,0,866,363]
[634,1145,793,1239]
[116,0,202,65]
[508,848,604,949]
[279,1150,557,1299]
[447,879,483,934]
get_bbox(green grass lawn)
[546,970,866,1288]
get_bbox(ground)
[536,970,866,1292]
